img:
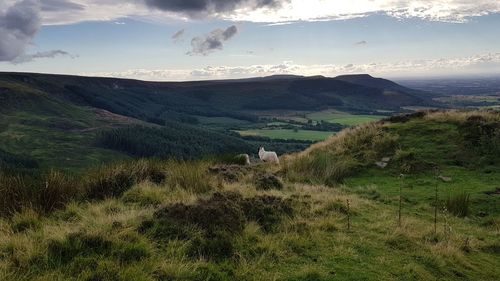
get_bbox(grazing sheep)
[258,147,279,164]
[236,154,251,165]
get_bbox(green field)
[237,129,334,141]
[307,110,385,126]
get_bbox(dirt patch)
[93,109,146,125]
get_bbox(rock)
[438,175,452,182]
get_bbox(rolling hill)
[0,72,436,170]
[0,110,498,280]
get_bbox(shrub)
[215,154,250,166]
[254,173,284,190]
[446,192,470,217]
[208,164,248,183]
[153,192,246,236]
[85,159,166,200]
[241,195,294,232]
[11,209,41,233]
[459,115,500,162]
[188,231,236,261]
[384,112,426,123]
[142,192,295,260]
[393,149,434,173]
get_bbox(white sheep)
[258,147,279,164]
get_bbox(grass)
[0,110,499,280]
[237,129,334,141]
[307,110,385,126]
[0,109,131,172]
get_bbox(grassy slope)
[0,81,132,171]
[1,111,499,281]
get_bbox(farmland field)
[237,129,334,141]
[307,110,385,126]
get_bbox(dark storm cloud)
[0,0,41,61]
[12,49,77,64]
[144,0,287,17]
[188,25,238,55]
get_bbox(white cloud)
[28,0,500,25]
[82,52,500,81]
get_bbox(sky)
[1,0,500,81]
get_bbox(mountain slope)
[0,72,435,120]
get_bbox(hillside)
[0,72,435,171]
[0,110,498,280]
[0,72,433,118]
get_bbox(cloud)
[11,49,77,64]
[188,25,238,55]
[171,28,185,41]
[143,0,287,18]
[355,40,367,45]
[19,0,500,25]
[82,52,500,81]
[0,0,41,62]
[41,0,84,12]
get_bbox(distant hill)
[0,72,434,119]
[0,72,435,170]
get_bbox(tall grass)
[283,123,398,185]
[0,171,80,216]
[84,159,167,200]
[446,192,471,218]
[165,160,213,193]
[0,159,169,216]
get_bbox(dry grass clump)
[85,159,167,200]
[0,171,81,217]
[283,123,398,185]
[165,160,214,193]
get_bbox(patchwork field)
[306,110,385,126]
[237,129,334,141]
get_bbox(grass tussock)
[140,191,294,261]
[165,160,214,193]
[0,171,80,217]
[283,123,398,185]
[445,192,471,218]
[85,159,166,200]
